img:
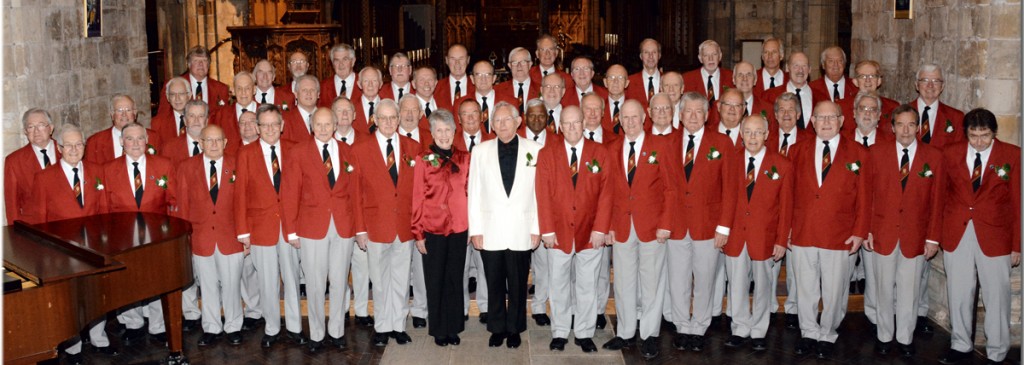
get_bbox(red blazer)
[790,137,870,250]
[838,95,899,139]
[911,101,965,149]
[720,149,795,260]
[102,155,173,214]
[317,76,362,108]
[452,131,495,152]
[172,155,243,256]
[626,72,657,108]
[754,68,789,98]
[282,138,362,239]
[158,74,231,116]
[399,125,434,150]
[410,148,471,240]
[561,85,609,108]
[494,79,540,110]
[452,93,519,132]
[160,134,201,167]
[210,104,257,156]
[272,85,296,107]
[529,66,575,92]
[867,142,943,257]
[435,77,475,111]
[809,77,860,103]
[663,131,734,240]
[840,127,895,147]
[350,134,423,242]
[536,139,613,253]
[707,94,774,134]
[25,162,107,224]
[761,84,831,114]
[233,141,295,246]
[85,127,163,165]
[4,143,59,224]
[151,109,184,145]
[350,96,383,135]
[765,127,814,159]
[280,107,316,144]
[607,135,676,242]
[940,140,1021,256]
[378,82,414,101]
[601,98,628,135]
[682,68,736,100]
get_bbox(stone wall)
[2,0,150,156]
[851,0,1022,346]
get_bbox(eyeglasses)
[542,85,564,90]
[113,108,137,114]
[856,106,880,113]
[60,142,86,149]
[390,64,412,69]
[473,73,494,78]
[720,101,745,109]
[289,60,308,65]
[650,106,673,112]
[856,74,881,80]
[605,76,627,81]
[508,60,532,67]
[25,124,50,131]
[917,78,944,85]
[741,130,767,137]
[813,114,841,122]
[572,67,593,72]
[168,91,190,98]
[537,47,558,54]
[258,122,283,128]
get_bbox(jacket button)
[815,194,820,199]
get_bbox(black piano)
[3,212,193,365]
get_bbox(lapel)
[905,144,927,194]
[578,140,598,186]
[634,136,658,185]
[751,152,773,201]
[549,142,573,188]
[820,139,848,193]
[54,165,79,205]
[978,141,1005,196]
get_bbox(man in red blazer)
[380,52,415,101]
[713,61,773,128]
[912,64,965,149]
[762,52,827,130]
[171,125,244,347]
[253,59,293,107]
[212,71,258,156]
[716,114,794,351]
[601,100,675,359]
[661,72,685,129]
[662,92,734,352]
[452,98,493,322]
[756,37,788,98]
[789,101,869,360]
[495,47,540,115]
[844,92,893,147]
[350,99,422,347]
[279,75,320,144]
[151,77,192,144]
[936,109,1020,365]
[683,40,735,103]
[626,38,663,108]
[282,108,361,351]
[766,92,814,159]
[28,124,114,362]
[353,67,384,134]
[839,61,899,137]
[233,104,306,348]
[85,94,161,165]
[398,95,433,150]
[648,94,676,136]
[158,46,230,116]
[453,99,493,152]
[709,88,746,148]
[160,100,209,167]
[413,66,448,116]
[536,106,613,353]
[5,108,58,224]
[457,61,517,134]
[602,65,630,135]
[864,105,943,357]
[809,46,859,103]
[581,94,616,145]
[537,73,567,136]
[436,44,475,110]
[319,44,361,108]
[562,56,609,108]
[529,34,574,91]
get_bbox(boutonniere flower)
[945,119,954,133]
[991,163,1011,181]
[281,101,290,111]
[229,170,236,183]
[586,159,601,173]
[94,178,105,191]
[405,155,416,167]
[846,160,861,175]
[525,152,536,167]
[343,161,354,173]
[706,147,721,161]
[760,110,768,119]
[918,163,934,178]
[146,144,157,155]
[647,151,659,164]
[156,175,169,189]
[764,166,780,180]
[217,99,226,107]
[423,153,440,167]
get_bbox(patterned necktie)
[41,149,51,167]
[570,146,579,187]
[627,141,636,186]
[323,143,335,189]
[340,80,347,97]
[707,75,716,102]
[900,148,910,191]
[647,76,655,100]
[270,145,281,193]
[386,138,398,186]
[72,167,83,207]
[195,81,203,101]
[192,141,200,156]
[209,161,219,204]
[972,152,982,192]
[746,157,756,201]
[547,110,555,134]
[832,83,840,101]
[612,101,621,134]
[133,161,144,207]
[821,140,832,182]
[684,134,695,180]
[454,81,461,99]
[178,115,186,136]
[795,89,805,129]
[780,133,790,156]
[481,97,489,133]
[920,106,932,144]
[307,114,314,135]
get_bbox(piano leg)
[161,289,189,364]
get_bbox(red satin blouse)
[411,148,471,240]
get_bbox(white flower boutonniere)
[706,147,721,161]
[945,119,954,133]
[146,144,157,155]
[918,163,933,178]
[229,171,236,183]
[94,178,105,191]
[647,151,659,164]
[991,163,1011,181]
[846,160,861,175]
[344,161,354,173]
[586,159,601,173]
[764,166,780,180]
[281,101,290,111]
[156,175,169,189]
[405,155,416,167]
[423,153,440,167]
[525,152,536,167]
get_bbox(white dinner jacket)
[468,136,542,251]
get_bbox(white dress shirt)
[761,68,784,89]
[475,90,497,122]
[391,82,412,100]
[298,106,316,133]
[683,127,706,163]
[32,140,56,168]
[256,86,276,105]
[111,127,124,158]
[526,129,548,146]
[259,139,283,186]
[815,134,842,187]
[788,82,813,126]
[449,75,469,101]
[125,154,147,191]
[61,159,86,201]
[187,134,202,157]
[189,75,210,105]
[463,130,483,151]
[718,122,740,144]
[336,128,356,145]
[642,69,661,98]
[375,132,402,170]
[399,126,421,142]
[826,77,847,101]
[700,68,721,98]
[855,128,878,147]
[584,126,605,143]
[716,147,766,236]
[916,98,940,136]
[203,155,224,190]
[336,73,356,99]
[236,102,257,120]
[777,127,799,153]
[966,142,993,182]
[361,95,381,123]
[622,132,646,176]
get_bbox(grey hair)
[398,94,422,112]
[697,40,721,57]
[508,47,530,63]
[741,114,769,131]
[165,76,191,97]
[252,59,275,74]
[295,74,321,92]
[234,71,255,85]
[109,94,136,113]
[21,108,53,129]
[374,98,400,118]
[428,109,456,132]
[680,92,709,113]
[762,37,784,57]
[330,43,356,60]
[56,123,84,146]
[184,100,209,118]
[916,63,943,80]
[774,92,802,115]
[819,46,847,67]
[120,122,148,141]
[853,91,881,112]
[526,98,546,110]
[493,101,520,119]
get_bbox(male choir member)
[713,88,745,148]
[351,99,421,346]
[160,100,209,167]
[664,92,733,352]
[809,46,858,103]
[536,106,612,353]
[236,110,266,331]
[563,56,608,107]
[253,59,293,106]
[716,114,793,351]
[462,61,516,133]
[528,82,563,326]
[756,37,788,97]
[523,99,553,147]
[5,108,57,224]
[538,73,567,134]
[318,44,360,107]
[580,93,614,330]
[683,40,735,103]
[495,47,539,115]
[151,77,192,143]
[158,46,229,115]
[840,60,900,137]
[626,38,662,107]
[581,93,613,144]
[398,94,432,150]
[283,108,358,351]
[435,44,474,110]
[85,94,160,165]
[171,125,244,347]
[381,52,414,101]
[763,52,825,130]
[234,104,306,348]
[411,110,472,347]
[413,66,446,115]
[453,98,492,323]
[287,51,309,96]
[354,67,384,134]
[601,99,674,359]
[397,94,431,328]
[530,34,574,90]
[660,72,685,129]
[648,94,676,136]
[937,109,1020,365]
[280,74,319,143]
[602,65,630,134]
[865,105,942,358]
[731,61,774,123]
[789,101,869,360]
[468,101,542,349]
[212,71,258,155]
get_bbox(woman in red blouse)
[411,109,472,347]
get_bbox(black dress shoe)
[575,338,598,352]
[549,337,568,351]
[464,315,469,321]
[300,283,307,297]
[816,341,835,360]
[372,332,390,347]
[724,335,747,348]
[917,316,935,334]
[987,360,1004,365]
[488,333,506,347]
[532,313,551,326]
[447,334,461,345]
[751,338,767,351]
[661,316,677,332]
[197,332,220,346]
[672,334,690,350]
[355,315,375,327]
[261,334,279,348]
[603,336,629,350]
[329,335,347,350]
[875,339,892,355]
[412,317,427,328]
[149,332,168,345]
[434,336,449,347]
[286,331,307,345]
[66,352,85,365]
[468,277,477,293]
[938,349,971,364]
[785,313,799,329]
[709,315,722,328]
[121,327,146,345]
[182,318,200,332]
[506,333,522,348]
[92,345,120,356]
[479,312,489,324]
[391,331,412,344]
[898,342,915,357]
[794,337,816,355]
[307,339,324,353]
[689,335,705,352]
[529,284,535,295]
[227,331,243,345]
[640,337,660,359]
[242,317,265,331]
[857,279,867,293]
[596,314,607,329]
